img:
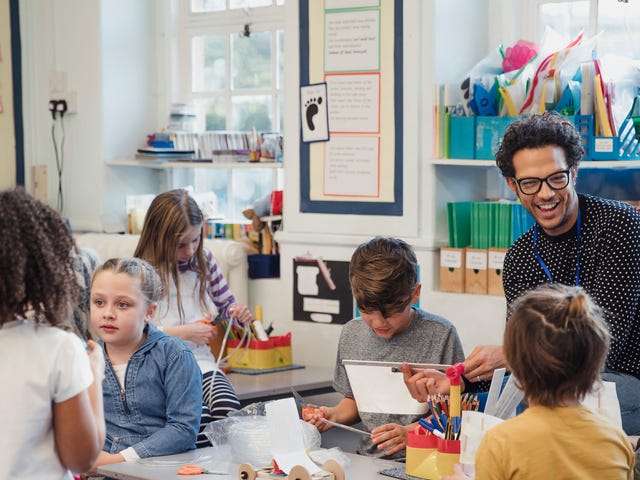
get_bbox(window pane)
[229,0,273,9]
[597,0,640,59]
[231,95,272,131]
[193,35,227,92]
[230,169,276,221]
[538,1,589,44]
[232,32,272,90]
[194,98,227,131]
[278,94,283,133]
[277,29,284,90]
[191,0,225,13]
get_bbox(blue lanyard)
[533,210,581,286]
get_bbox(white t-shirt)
[153,270,218,373]
[0,319,94,480]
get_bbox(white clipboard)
[342,360,450,415]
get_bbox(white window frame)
[171,1,285,132]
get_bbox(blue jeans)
[602,369,640,435]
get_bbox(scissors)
[291,388,319,419]
[177,464,226,475]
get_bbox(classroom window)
[533,0,640,59]
[172,0,285,222]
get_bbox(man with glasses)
[463,112,640,436]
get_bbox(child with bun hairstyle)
[443,284,634,480]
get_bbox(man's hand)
[464,345,505,381]
[402,363,452,401]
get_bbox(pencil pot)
[436,438,461,477]
[226,333,292,370]
[405,428,439,479]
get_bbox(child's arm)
[302,397,360,432]
[162,322,215,346]
[53,341,106,474]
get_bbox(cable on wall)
[49,99,67,213]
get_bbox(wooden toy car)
[238,459,345,480]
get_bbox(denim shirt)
[100,324,202,458]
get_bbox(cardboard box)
[487,248,507,296]
[465,248,487,294]
[439,248,465,293]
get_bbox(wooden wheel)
[238,463,257,480]
[288,465,312,480]
[322,460,345,480]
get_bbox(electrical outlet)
[49,92,77,115]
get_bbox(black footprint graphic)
[305,97,322,131]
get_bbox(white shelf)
[431,158,640,169]
[105,158,283,169]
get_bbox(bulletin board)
[299,0,403,215]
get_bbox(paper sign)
[265,398,320,474]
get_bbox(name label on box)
[441,249,463,268]
[594,137,614,153]
[488,250,506,269]
[466,251,487,270]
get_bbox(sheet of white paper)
[460,410,504,476]
[582,381,622,427]
[265,398,320,474]
[344,362,429,415]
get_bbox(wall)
[0,0,16,188]
[19,0,159,231]
[260,0,507,368]
[18,0,510,368]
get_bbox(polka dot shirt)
[503,194,640,378]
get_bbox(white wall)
[19,0,158,232]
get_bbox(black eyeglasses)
[513,170,571,195]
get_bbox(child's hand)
[182,322,216,345]
[440,464,471,480]
[302,406,332,432]
[371,423,407,456]
[229,303,254,325]
[86,340,105,383]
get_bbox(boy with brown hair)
[304,236,464,459]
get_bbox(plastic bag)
[203,402,321,467]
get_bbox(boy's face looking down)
[360,284,421,339]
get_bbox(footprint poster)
[300,83,329,143]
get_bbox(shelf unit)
[431,158,640,169]
[105,158,283,170]
[105,158,284,223]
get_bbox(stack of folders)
[447,201,535,249]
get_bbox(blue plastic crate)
[449,116,476,159]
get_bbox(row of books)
[447,201,535,249]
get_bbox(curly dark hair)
[0,188,79,327]
[495,111,584,178]
[349,237,419,318]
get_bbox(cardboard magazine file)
[439,247,465,293]
[226,332,292,370]
[464,248,488,294]
[487,248,507,296]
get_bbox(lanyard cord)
[533,209,581,286]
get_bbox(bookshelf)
[105,158,283,170]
